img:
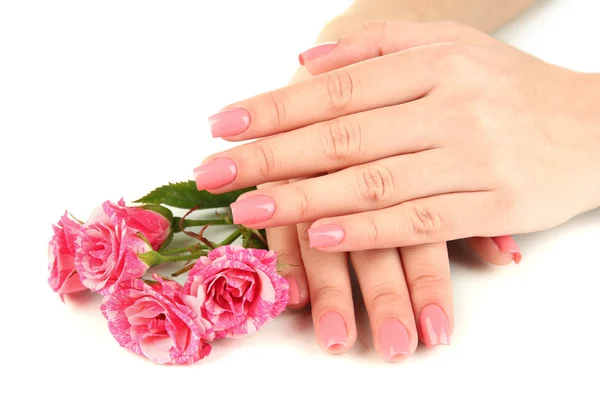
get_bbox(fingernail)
[308,224,344,248]
[209,107,250,138]
[299,42,338,65]
[378,319,410,362]
[319,311,348,351]
[286,277,300,306]
[491,236,522,264]
[419,304,451,348]
[231,195,276,225]
[193,158,237,190]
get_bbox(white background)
[1,0,599,399]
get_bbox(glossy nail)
[193,158,237,190]
[308,224,344,248]
[492,236,522,264]
[286,277,300,306]
[420,304,451,348]
[299,42,338,65]
[319,311,348,351]
[209,107,250,138]
[378,319,410,362]
[231,195,276,225]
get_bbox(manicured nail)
[308,224,344,248]
[378,319,410,362]
[319,311,348,351]
[231,195,276,225]
[193,158,237,190]
[299,42,338,65]
[209,107,250,138]
[491,236,522,264]
[419,304,451,348]
[286,277,300,306]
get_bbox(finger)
[302,20,490,75]
[228,149,485,228]
[307,191,504,251]
[400,242,453,348]
[351,248,418,362]
[465,236,522,266]
[196,100,442,192]
[296,221,357,354]
[207,45,440,142]
[260,181,310,309]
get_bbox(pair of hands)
[195,21,600,361]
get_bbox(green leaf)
[134,181,254,209]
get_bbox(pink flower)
[75,201,152,294]
[103,200,171,250]
[184,245,289,339]
[48,213,87,298]
[101,275,212,364]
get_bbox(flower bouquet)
[47,181,289,364]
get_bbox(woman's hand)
[195,21,600,252]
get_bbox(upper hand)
[195,20,600,251]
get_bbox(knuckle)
[319,118,362,163]
[325,71,356,110]
[255,144,277,178]
[409,269,447,292]
[404,202,443,238]
[268,91,287,129]
[356,163,396,208]
[312,283,345,304]
[294,187,312,220]
[366,216,383,247]
[366,286,404,310]
[436,43,478,73]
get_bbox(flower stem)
[162,251,207,263]
[171,263,196,278]
[219,229,242,246]
[159,244,208,256]
[174,217,230,230]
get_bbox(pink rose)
[48,213,87,298]
[75,201,152,294]
[103,200,171,250]
[184,245,289,339]
[101,275,212,364]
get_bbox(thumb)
[300,20,489,75]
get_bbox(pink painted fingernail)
[193,158,237,190]
[231,195,276,225]
[491,236,522,264]
[308,224,344,248]
[209,107,250,138]
[319,311,348,351]
[299,42,338,65]
[420,304,451,348]
[286,277,300,306]
[378,319,410,362]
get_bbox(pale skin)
[195,0,600,361]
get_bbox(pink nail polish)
[308,224,344,248]
[319,311,348,351]
[231,195,276,225]
[419,304,451,348]
[491,236,522,264]
[299,42,338,65]
[209,107,250,138]
[193,158,237,190]
[286,277,300,306]
[378,319,410,362]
